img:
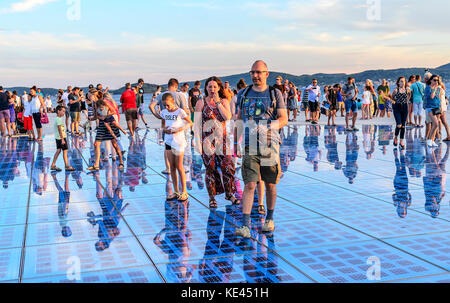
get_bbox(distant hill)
[6,63,449,95]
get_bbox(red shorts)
[24,116,33,130]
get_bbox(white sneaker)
[235,226,251,238]
[262,220,275,233]
[427,140,433,147]
[432,141,439,147]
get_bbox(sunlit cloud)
[0,0,58,14]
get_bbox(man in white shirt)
[306,79,321,124]
[62,86,72,132]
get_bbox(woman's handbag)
[40,112,49,124]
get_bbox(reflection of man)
[235,60,288,238]
[343,132,359,184]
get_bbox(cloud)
[0,0,58,14]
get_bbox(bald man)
[234,60,288,238]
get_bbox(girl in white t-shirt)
[362,86,372,120]
[160,93,193,202]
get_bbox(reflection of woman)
[392,149,411,218]
[195,77,238,208]
[198,207,237,283]
[423,144,449,218]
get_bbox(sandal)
[258,205,266,215]
[209,200,218,209]
[87,166,99,171]
[65,166,76,172]
[227,196,241,205]
[51,166,62,172]
[118,163,125,171]
[166,193,179,201]
[178,192,189,202]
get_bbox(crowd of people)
[0,62,448,239]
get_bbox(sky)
[0,0,449,88]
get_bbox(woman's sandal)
[65,166,76,172]
[166,193,179,201]
[51,166,62,172]
[258,205,266,215]
[87,166,99,171]
[227,196,241,205]
[178,192,189,202]
[209,200,218,209]
[118,163,125,171]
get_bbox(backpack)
[239,85,278,120]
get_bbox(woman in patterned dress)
[194,76,239,209]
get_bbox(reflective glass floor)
[1,124,450,283]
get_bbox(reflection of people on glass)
[343,132,359,184]
[378,125,393,155]
[32,142,50,195]
[125,135,141,192]
[136,131,149,185]
[304,125,321,172]
[88,163,127,251]
[51,171,72,238]
[0,137,20,189]
[198,206,237,283]
[153,200,192,283]
[363,125,376,160]
[392,148,411,218]
[324,126,342,170]
[191,147,205,190]
[405,128,424,179]
[423,144,449,218]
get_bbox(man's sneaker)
[345,127,352,132]
[262,220,275,233]
[352,127,359,132]
[235,226,251,238]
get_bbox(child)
[51,106,75,172]
[88,100,127,171]
[160,93,193,202]
[362,86,372,120]
[23,93,35,141]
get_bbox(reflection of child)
[52,171,72,238]
[362,86,372,120]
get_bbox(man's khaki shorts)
[242,152,281,185]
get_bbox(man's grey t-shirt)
[343,83,356,102]
[237,86,286,147]
[155,91,189,113]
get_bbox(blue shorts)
[379,104,385,111]
[345,100,357,113]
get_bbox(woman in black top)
[327,85,338,126]
[392,77,412,150]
